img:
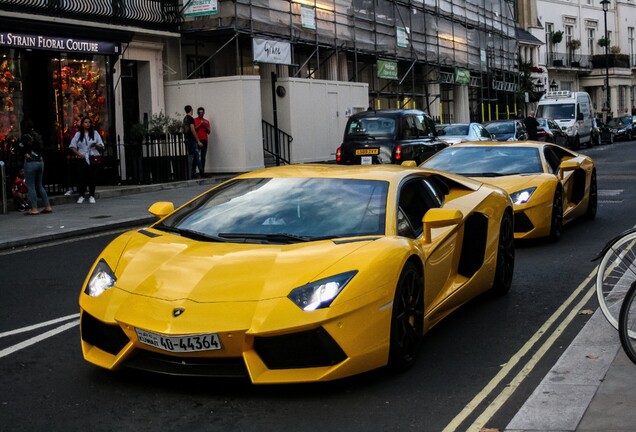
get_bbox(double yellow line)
[443,268,598,431]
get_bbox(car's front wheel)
[548,187,564,242]
[388,261,424,371]
[491,210,515,296]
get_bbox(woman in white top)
[69,116,104,203]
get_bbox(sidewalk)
[0,175,233,251]
[1,175,634,431]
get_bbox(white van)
[536,91,594,149]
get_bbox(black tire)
[585,170,597,220]
[388,261,424,371]
[548,187,563,242]
[618,280,636,366]
[491,210,515,296]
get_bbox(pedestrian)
[194,106,211,174]
[524,110,540,140]
[11,167,31,211]
[183,105,204,178]
[69,116,104,204]
[19,120,53,215]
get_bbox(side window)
[480,125,491,138]
[413,115,426,137]
[544,146,561,174]
[400,117,414,140]
[397,178,443,238]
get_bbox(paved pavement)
[1,176,634,431]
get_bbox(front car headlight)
[84,259,117,297]
[288,271,358,311]
[510,187,537,205]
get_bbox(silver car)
[436,123,493,145]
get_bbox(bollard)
[0,161,6,215]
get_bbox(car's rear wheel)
[388,261,424,371]
[585,170,598,220]
[548,187,564,242]
[491,210,515,296]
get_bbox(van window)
[536,103,575,120]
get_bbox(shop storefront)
[0,27,127,191]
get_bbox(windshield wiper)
[154,224,225,242]
[458,172,504,177]
[218,232,315,243]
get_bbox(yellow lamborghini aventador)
[79,164,514,384]
[422,142,597,241]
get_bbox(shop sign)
[301,5,316,29]
[0,32,120,55]
[454,67,470,85]
[184,0,218,17]
[397,27,409,48]
[252,38,292,65]
[377,59,398,80]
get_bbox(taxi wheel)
[388,261,424,371]
[548,188,564,242]
[491,210,515,296]
[585,170,598,220]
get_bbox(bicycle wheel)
[596,231,636,330]
[619,280,636,365]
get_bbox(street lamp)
[601,0,611,119]
[550,80,558,91]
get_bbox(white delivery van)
[536,91,594,149]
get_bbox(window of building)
[587,27,596,55]
[629,27,634,64]
[546,23,554,54]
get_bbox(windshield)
[608,117,631,127]
[346,117,396,137]
[156,177,389,242]
[536,103,575,120]
[442,124,469,136]
[423,146,543,176]
[483,122,514,134]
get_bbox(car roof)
[237,163,424,182]
[350,109,428,119]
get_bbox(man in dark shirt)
[183,105,204,178]
[524,111,540,140]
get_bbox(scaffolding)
[180,0,520,121]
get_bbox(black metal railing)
[546,52,594,70]
[262,120,292,166]
[0,0,180,31]
[118,134,191,185]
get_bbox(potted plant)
[551,31,564,66]
[567,39,581,50]
[598,36,611,48]
[610,45,621,54]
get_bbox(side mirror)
[422,208,463,243]
[559,160,580,179]
[577,112,583,121]
[148,201,175,219]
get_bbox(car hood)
[109,230,374,303]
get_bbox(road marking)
[0,320,79,359]
[0,313,79,339]
[442,268,597,432]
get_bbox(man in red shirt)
[194,107,211,174]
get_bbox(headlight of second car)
[288,271,358,311]
[510,187,537,205]
[84,259,117,297]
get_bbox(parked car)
[436,122,493,144]
[79,164,515,383]
[422,142,597,242]
[592,118,614,145]
[536,118,569,147]
[607,115,636,141]
[482,119,528,141]
[336,109,448,165]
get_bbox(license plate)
[361,156,372,165]
[355,148,379,155]
[135,328,222,353]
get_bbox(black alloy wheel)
[491,210,515,296]
[548,187,564,242]
[585,170,598,220]
[388,261,424,370]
